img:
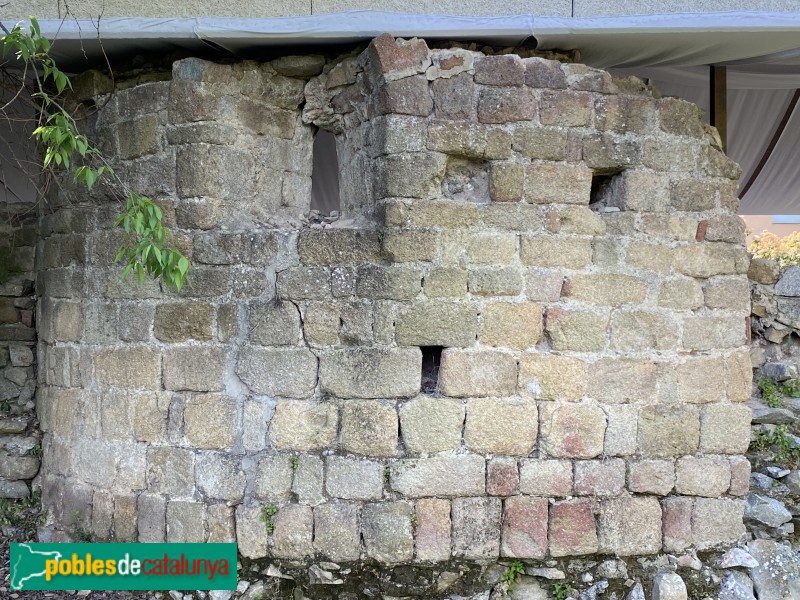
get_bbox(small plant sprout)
[260,504,279,534]
[502,560,525,592]
[553,582,574,600]
[289,455,299,470]
[410,512,418,531]
[383,466,391,484]
[757,377,780,408]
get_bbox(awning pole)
[710,65,727,152]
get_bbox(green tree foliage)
[1,17,190,290]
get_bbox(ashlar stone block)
[399,396,464,455]
[501,496,548,559]
[452,497,502,559]
[439,349,517,398]
[340,400,398,457]
[465,398,538,456]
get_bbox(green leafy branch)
[1,16,190,291]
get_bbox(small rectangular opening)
[310,129,341,217]
[589,172,621,212]
[421,346,443,395]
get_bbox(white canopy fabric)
[7,10,800,213]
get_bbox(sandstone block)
[638,405,699,457]
[271,504,314,559]
[513,126,568,160]
[299,229,381,266]
[147,447,194,497]
[549,499,598,557]
[362,502,414,563]
[674,244,740,278]
[235,505,267,559]
[366,34,430,80]
[326,456,385,500]
[545,308,608,352]
[551,206,606,235]
[276,267,331,300]
[626,242,673,274]
[700,404,752,454]
[574,459,625,497]
[465,232,517,265]
[465,398,538,456]
[376,77,434,117]
[206,503,235,543]
[628,459,675,495]
[489,162,524,203]
[563,274,646,307]
[166,501,205,543]
[313,503,361,562]
[399,396,464,455]
[582,132,640,170]
[423,267,468,297]
[468,267,523,296]
[163,346,226,392]
[703,277,750,313]
[254,455,293,502]
[183,393,235,449]
[487,457,520,497]
[480,302,542,349]
[597,496,662,556]
[748,257,780,284]
[540,402,606,459]
[396,301,478,347]
[340,400,398,457]
[95,347,161,390]
[519,353,586,401]
[432,72,474,120]
[539,89,591,126]
[675,356,725,403]
[662,496,693,553]
[292,456,325,506]
[588,358,657,404]
[524,163,592,204]
[610,311,678,352]
[675,456,731,497]
[728,456,751,497]
[195,452,246,503]
[250,301,302,346]
[501,496,548,559]
[659,97,705,137]
[377,152,447,198]
[520,236,592,269]
[613,171,670,211]
[727,350,754,402]
[320,348,421,398]
[356,265,422,301]
[478,88,536,123]
[452,497,502,559]
[692,498,746,550]
[415,497,451,562]
[391,454,485,497]
[524,57,567,88]
[475,54,525,86]
[657,278,704,310]
[682,315,746,351]
[237,346,318,398]
[670,178,716,211]
[439,350,517,397]
[137,494,166,543]
[519,459,573,497]
[382,230,438,262]
[302,301,339,346]
[271,400,337,451]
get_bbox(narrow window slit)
[420,346,444,395]
[310,129,341,216]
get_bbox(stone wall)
[36,35,753,578]
[0,122,39,500]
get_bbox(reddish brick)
[414,498,451,562]
[549,499,598,557]
[662,496,693,553]
[696,219,708,241]
[478,88,536,124]
[728,456,751,497]
[366,33,430,80]
[475,55,525,86]
[501,496,548,559]
[487,457,519,497]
